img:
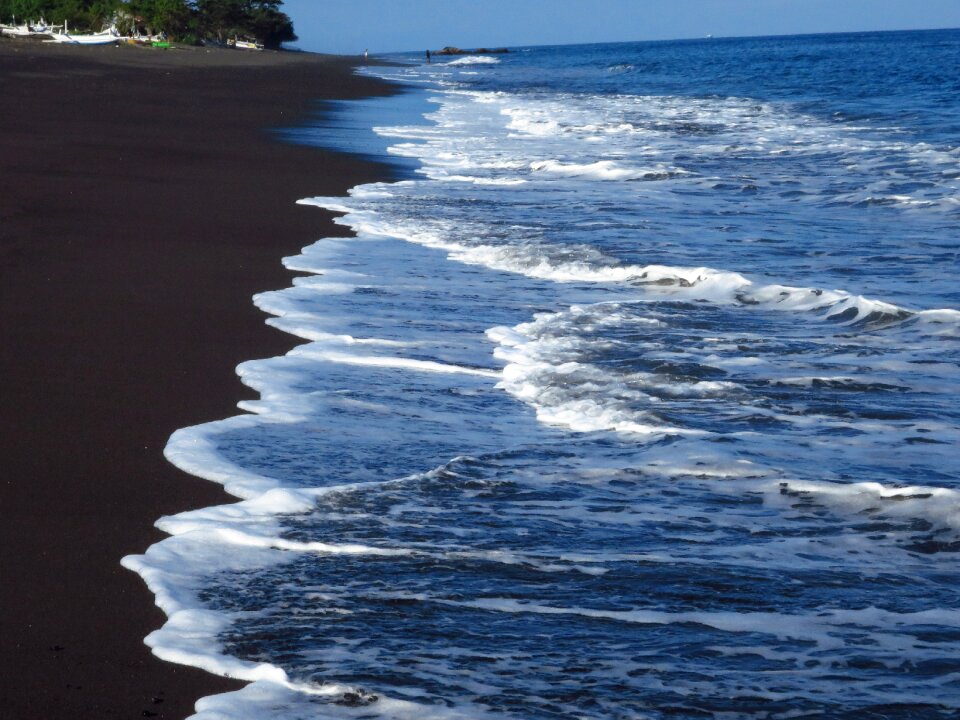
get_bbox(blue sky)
[282,0,960,55]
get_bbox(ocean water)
[124,31,960,720]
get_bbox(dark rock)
[434,46,509,55]
[336,689,379,707]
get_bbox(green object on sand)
[152,41,170,49]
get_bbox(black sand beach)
[0,39,394,718]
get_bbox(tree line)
[0,0,297,48]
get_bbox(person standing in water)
[426,49,431,63]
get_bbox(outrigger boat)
[0,17,52,38]
[47,21,121,45]
[128,32,167,45]
[228,36,263,50]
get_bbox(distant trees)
[193,0,294,47]
[0,0,297,48]
[1,0,43,23]
[241,0,295,47]
[125,0,193,38]
[1,0,121,29]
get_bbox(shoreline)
[0,40,399,718]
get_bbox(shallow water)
[126,30,960,720]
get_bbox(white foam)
[128,524,493,719]
[766,477,960,532]
[445,596,960,653]
[290,346,500,377]
[445,55,502,66]
[530,158,690,181]
[122,534,295,688]
[488,312,700,437]
[301,193,960,336]
[190,678,498,720]
[163,418,289,499]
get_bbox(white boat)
[1,17,52,38]
[0,23,32,37]
[228,36,263,51]
[48,21,120,45]
[129,32,166,44]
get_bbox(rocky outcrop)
[434,46,509,55]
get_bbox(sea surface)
[124,30,960,719]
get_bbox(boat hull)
[48,32,119,45]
